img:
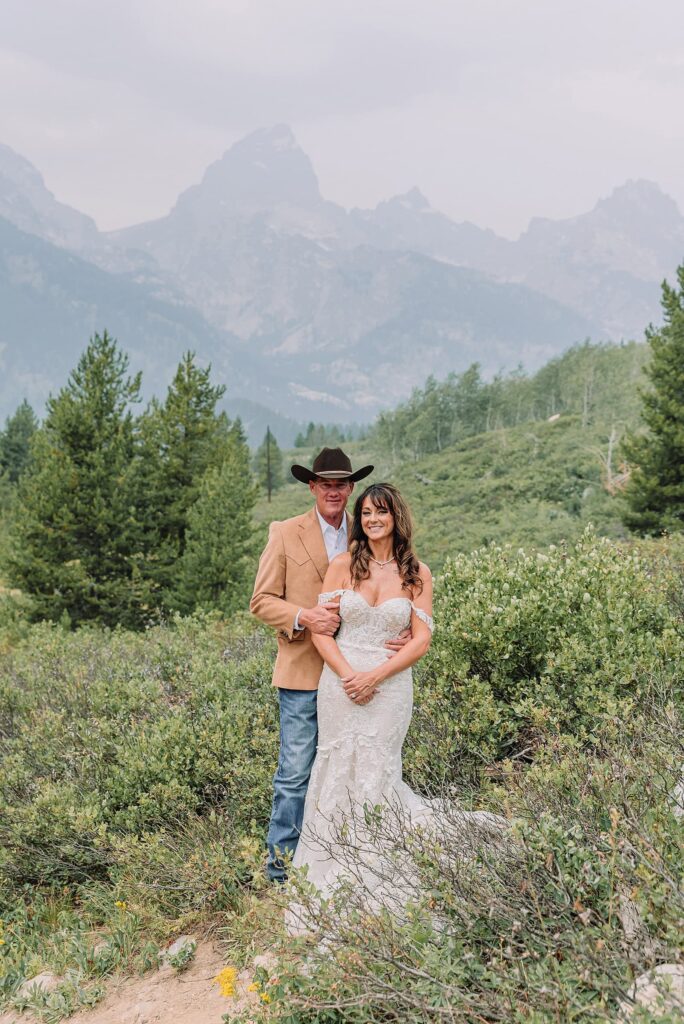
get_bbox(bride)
[288,482,505,916]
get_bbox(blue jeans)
[266,688,318,882]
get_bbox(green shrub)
[412,529,684,764]
[0,615,278,888]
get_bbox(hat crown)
[312,447,352,476]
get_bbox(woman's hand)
[342,670,382,704]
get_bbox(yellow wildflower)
[0,939,5,946]
[260,992,271,1003]
[214,966,238,998]
[114,900,127,911]
[247,982,259,992]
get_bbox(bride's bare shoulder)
[329,551,351,574]
[323,552,351,587]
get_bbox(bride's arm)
[342,564,433,701]
[310,555,355,680]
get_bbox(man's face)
[309,477,354,521]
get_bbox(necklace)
[369,555,396,567]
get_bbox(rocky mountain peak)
[0,142,99,250]
[173,123,323,219]
[595,179,682,227]
[384,187,432,213]
[523,179,683,246]
[0,143,46,191]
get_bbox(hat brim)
[291,464,374,484]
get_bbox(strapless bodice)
[338,591,411,647]
[318,589,432,651]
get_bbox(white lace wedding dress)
[287,589,507,931]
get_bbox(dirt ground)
[0,941,258,1024]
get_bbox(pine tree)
[7,333,146,627]
[253,427,284,499]
[0,400,38,482]
[173,421,257,616]
[134,352,231,607]
[623,264,684,534]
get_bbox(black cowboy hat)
[291,447,374,485]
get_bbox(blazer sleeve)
[250,521,302,640]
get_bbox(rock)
[620,963,684,1020]
[617,894,643,945]
[160,934,197,965]
[617,892,659,960]
[252,952,277,972]
[17,971,62,997]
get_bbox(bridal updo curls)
[349,483,423,594]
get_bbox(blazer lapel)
[299,508,329,582]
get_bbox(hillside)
[254,341,648,567]
[0,216,250,417]
[254,414,627,569]
[392,414,628,563]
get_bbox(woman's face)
[360,496,394,542]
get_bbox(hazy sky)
[2,0,683,237]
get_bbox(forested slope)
[255,341,649,566]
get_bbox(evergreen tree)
[294,421,348,448]
[7,333,146,627]
[0,400,38,482]
[134,352,229,606]
[253,427,284,498]
[623,265,684,534]
[173,421,256,615]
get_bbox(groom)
[251,447,406,883]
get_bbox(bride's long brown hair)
[349,483,423,594]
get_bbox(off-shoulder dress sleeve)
[318,589,346,604]
[411,603,434,632]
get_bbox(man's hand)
[385,628,412,658]
[299,601,341,636]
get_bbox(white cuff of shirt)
[294,609,303,632]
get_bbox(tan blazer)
[250,507,351,690]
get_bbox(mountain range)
[1,125,682,439]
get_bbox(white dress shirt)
[315,507,348,561]
[293,510,348,631]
